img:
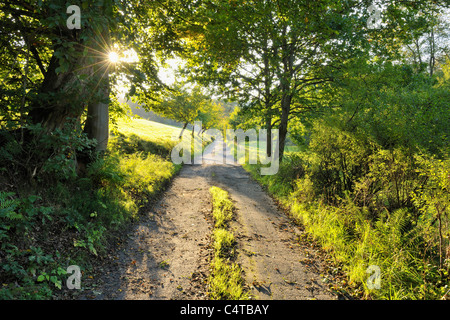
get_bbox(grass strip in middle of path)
[208,186,249,300]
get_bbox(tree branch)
[0,1,38,19]
[10,14,46,76]
[29,45,46,76]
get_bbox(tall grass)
[243,135,449,300]
[208,186,248,300]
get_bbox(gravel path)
[80,139,337,300]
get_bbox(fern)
[0,192,22,220]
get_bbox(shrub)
[308,122,374,204]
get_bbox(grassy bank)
[244,144,449,300]
[208,186,248,300]
[0,118,182,299]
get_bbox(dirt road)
[80,139,338,300]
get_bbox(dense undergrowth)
[244,84,450,300]
[0,118,182,299]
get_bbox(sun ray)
[71,59,108,74]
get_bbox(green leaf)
[55,280,62,289]
[89,245,97,256]
[27,195,40,203]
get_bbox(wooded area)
[0,0,449,300]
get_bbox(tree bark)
[83,27,111,153]
[83,81,110,153]
[266,105,272,158]
[278,92,291,163]
[28,52,88,132]
[429,27,435,77]
[263,40,273,158]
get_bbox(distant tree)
[197,101,226,133]
[148,84,214,139]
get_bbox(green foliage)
[146,83,226,136]
[308,122,373,203]
[353,84,449,156]
[0,120,97,183]
[247,147,449,299]
[245,152,306,199]
[246,128,449,300]
[0,191,69,299]
[116,152,177,205]
[110,132,174,159]
[243,63,450,298]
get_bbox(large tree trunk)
[83,81,110,153]
[28,29,111,151]
[27,52,88,132]
[83,27,111,153]
[26,25,112,177]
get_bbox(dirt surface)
[80,139,338,300]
